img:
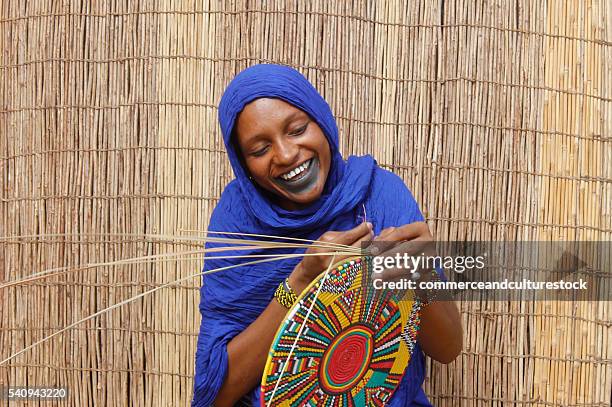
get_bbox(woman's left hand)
[368,222,436,282]
[368,221,463,364]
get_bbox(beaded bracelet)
[274,278,298,309]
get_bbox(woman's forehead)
[242,98,307,120]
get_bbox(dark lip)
[274,158,314,181]
[271,157,320,194]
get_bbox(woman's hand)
[288,221,373,295]
[369,222,436,282]
[369,221,463,364]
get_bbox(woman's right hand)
[288,222,373,294]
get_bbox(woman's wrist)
[287,262,310,296]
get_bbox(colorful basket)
[261,256,422,406]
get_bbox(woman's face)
[234,98,332,210]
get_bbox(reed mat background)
[1,1,610,406]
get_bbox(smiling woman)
[233,98,332,210]
[192,64,462,407]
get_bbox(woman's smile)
[272,157,320,194]
[277,157,312,181]
[234,98,332,210]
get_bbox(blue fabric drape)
[192,64,433,407]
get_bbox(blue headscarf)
[192,64,432,407]
[217,63,375,231]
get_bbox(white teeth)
[280,160,311,181]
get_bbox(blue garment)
[192,64,433,407]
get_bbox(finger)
[375,240,437,266]
[374,227,396,241]
[332,222,373,246]
[370,224,431,255]
[325,228,374,265]
[366,239,402,256]
[348,225,375,246]
[349,228,374,249]
[383,222,431,242]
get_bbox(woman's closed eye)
[289,121,309,136]
[247,121,310,157]
[250,144,270,157]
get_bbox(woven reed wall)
[1,1,610,406]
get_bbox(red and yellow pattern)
[261,256,420,406]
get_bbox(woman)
[192,64,462,407]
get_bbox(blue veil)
[216,63,375,231]
[192,64,431,407]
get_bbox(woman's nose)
[273,138,299,165]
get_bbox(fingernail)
[366,222,373,229]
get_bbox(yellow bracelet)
[274,278,298,309]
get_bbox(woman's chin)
[277,185,324,210]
